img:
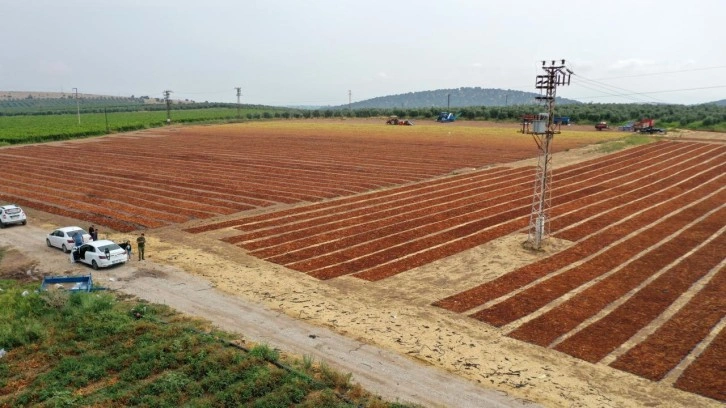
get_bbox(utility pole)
[163,90,173,123]
[348,90,352,111]
[525,59,572,250]
[447,93,451,110]
[73,87,80,125]
[235,87,242,119]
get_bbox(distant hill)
[707,99,726,106]
[334,87,581,110]
[0,91,198,114]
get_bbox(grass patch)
[595,134,656,153]
[0,280,418,407]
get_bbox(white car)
[0,204,27,228]
[70,240,128,270]
[47,227,92,253]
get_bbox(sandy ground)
[2,136,723,408]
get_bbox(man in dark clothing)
[89,225,98,241]
[136,233,146,261]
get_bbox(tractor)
[595,121,609,131]
[436,112,456,123]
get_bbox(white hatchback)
[47,227,92,253]
[0,204,27,228]
[70,240,128,270]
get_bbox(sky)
[2,0,725,106]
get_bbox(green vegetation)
[1,96,723,145]
[595,134,656,153]
[0,107,298,144]
[0,280,415,407]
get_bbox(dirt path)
[0,224,532,408]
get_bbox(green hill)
[337,87,581,109]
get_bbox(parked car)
[70,240,128,270]
[46,227,92,253]
[0,204,27,228]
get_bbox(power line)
[590,65,726,81]
[575,84,726,101]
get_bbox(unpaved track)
[0,224,532,408]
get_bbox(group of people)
[83,225,146,261]
[88,225,99,241]
[119,233,146,261]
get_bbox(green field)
[0,277,414,407]
[0,108,290,144]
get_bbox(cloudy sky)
[2,0,724,106]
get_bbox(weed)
[249,344,280,362]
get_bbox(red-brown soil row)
[508,206,725,349]
[6,123,566,231]
[232,142,697,271]
[237,139,683,234]
[604,235,725,380]
[244,171,537,255]
[187,167,525,234]
[673,321,726,402]
[1,169,217,220]
[338,144,722,282]
[237,140,691,254]
[467,179,725,325]
[352,145,721,282]
[0,193,143,232]
[229,168,534,245]
[184,132,673,235]
[434,155,724,313]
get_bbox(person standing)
[89,225,96,241]
[136,233,146,261]
[124,240,132,260]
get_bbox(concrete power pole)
[525,60,572,250]
[163,90,173,123]
[348,90,352,112]
[73,87,80,125]
[235,87,242,119]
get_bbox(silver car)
[47,227,92,253]
[0,204,27,228]
[70,240,128,270]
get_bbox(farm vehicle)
[633,118,666,134]
[386,116,414,125]
[595,121,609,131]
[436,112,456,123]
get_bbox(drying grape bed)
[1,123,588,232]
[192,139,724,402]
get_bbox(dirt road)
[0,223,533,408]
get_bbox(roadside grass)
[0,280,417,407]
[594,134,656,153]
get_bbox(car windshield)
[98,244,121,252]
[68,229,86,236]
[5,208,21,214]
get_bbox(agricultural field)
[0,108,286,144]
[0,277,412,408]
[0,120,723,407]
[0,120,615,232]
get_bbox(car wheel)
[46,239,52,247]
[0,222,4,229]
[92,260,99,270]
[21,220,26,225]
[62,244,68,253]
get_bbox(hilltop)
[334,87,581,110]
